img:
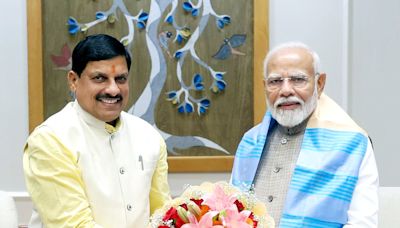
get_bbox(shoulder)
[120,112,162,139]
[29,103,74,138]
[120,111,154,129]
[241,122,265,141]
[246,123,264,135]
[40,103,76,129]
[309,94,368,136]
[25,119,75,161]
[27,103,81,152]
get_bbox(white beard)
[268,87,318,128]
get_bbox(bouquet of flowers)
[150,181,275,228]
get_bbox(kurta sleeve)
[149,137,171,214]
[345,139,379,227]
[23,127,102,228]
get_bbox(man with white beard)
[231,42,379,227]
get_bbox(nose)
[105,80,120,96]
[279,78,294,97]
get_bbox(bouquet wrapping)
[150,181,274,228]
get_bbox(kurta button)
[268,195,274,202]
[127,204,132,211]
[119,167,125,174]
[281,138,287,144]
[273,167,281,173]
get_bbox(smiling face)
[68,56,129,123]
[264,47,325,127]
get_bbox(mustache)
[95,94,123,101]
[274,96,304,108]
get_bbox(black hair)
[71,34,131,76]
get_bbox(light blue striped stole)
[231,111,367,227]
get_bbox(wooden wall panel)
[27,0,268,172]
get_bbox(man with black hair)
[24,34,170,227]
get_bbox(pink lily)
[181,211,224,228]
[221,205,252,228]
[202,185,237,211]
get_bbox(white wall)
[349,0,400,186]
[2,0,400,225]
[0,0,28,192]
[270,0,349,109]
[0,0,29,224]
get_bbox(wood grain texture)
[27,0,44,132]
[254,0,268,125]
[168,156,233,172]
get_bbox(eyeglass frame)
[264,73,320,91]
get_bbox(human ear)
[317,73,326,97]
[263,78,268,92]
[67,71,79,92]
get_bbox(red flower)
[162,207,186,228]
[248,212,258,228]
[234,199,245,212]
[150,182,274,228]
[175,217,186,228]
[163,207,177,221]
[180,203,188,210]
[190,198,204,207]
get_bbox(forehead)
[267,47,314,75]
[84,56,128,72]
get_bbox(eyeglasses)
[265,73,317,91]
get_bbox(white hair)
[263,41,321,79]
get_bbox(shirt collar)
[278,116,309,136]
[72,100,122,134]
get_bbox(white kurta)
[24,101,170,227]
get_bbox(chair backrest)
[379,186,400,228]
[0,191,18,228]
